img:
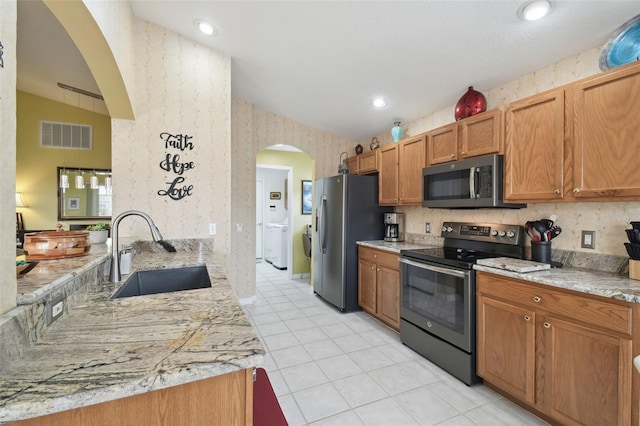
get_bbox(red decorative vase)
[454,86,487,121]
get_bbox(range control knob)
[490,230,498,236]
[498,230,506,237]
[446,226,453,233]
[441,226,448,233]
[506,231,516,238]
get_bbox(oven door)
[399,257,475,352]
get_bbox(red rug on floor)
[254,367,288,426]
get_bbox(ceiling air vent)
[40,121,92,150]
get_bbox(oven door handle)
[399,257,468,278]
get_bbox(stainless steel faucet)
[109,210,165,282]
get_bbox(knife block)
[629,260,640,280]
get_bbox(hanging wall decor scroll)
[157,132,195,200]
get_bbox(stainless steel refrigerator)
[313,174,392,311]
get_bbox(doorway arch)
[43,0,134,120]
[257,145,313,280]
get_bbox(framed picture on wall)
[68,197,80,210]
[302,180,312,215]
[270,192,281,200]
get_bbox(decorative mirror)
[57,167,112,220]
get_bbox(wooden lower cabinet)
[358,246,400,330]
[13,368,254,426]
[477,272,635,426]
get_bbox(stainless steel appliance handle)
[399,257,467,278]
[320,195,327,253]
[469,166,476,199]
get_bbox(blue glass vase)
[391,122,403,142]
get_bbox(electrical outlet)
[425,223,431,233]
[209,223,217,235]
[236,223,243,232]
[581,230,595,249]
[46,296,65,325]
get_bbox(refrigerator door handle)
[320,194,328,253]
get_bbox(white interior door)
[256,180,264,259]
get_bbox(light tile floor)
[244,262,549,426]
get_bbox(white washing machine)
[265,223,288,269]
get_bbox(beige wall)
[111,19,231,252]
[368,46,639,258]
[16,91,111,230]
[0,0,17,315]
[231,98,353,299]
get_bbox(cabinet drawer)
[358,246,399,270]
[477,273,632,336]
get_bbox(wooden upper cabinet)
[427,123,457,165]
[573,63,640,198]
[504,88,566,201]
[346,150,379,175]
[346,156,358,174]
[398,135,426,205]
[427,110,502,166]
[459,109,503,158]
[358,149,379,174]
[379,144,399,205]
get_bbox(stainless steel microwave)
[422,154,526,209]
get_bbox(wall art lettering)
[157,132,195,200]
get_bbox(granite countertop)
[357,240,438,253]
[0,250,264,424]
[475,263,640,304]
[17,244,111,305]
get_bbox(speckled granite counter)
[17,244,110,305]
[357,240,439,253]
[475,263,640,304]
[0,248,264,424]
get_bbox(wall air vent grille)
[40,121,92,150]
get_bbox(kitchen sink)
[111,265,211,299]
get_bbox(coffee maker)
[384,213,404,242]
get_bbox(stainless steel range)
[399,222,525,385]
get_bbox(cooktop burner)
[401,222,525,270]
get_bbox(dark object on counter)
[355,144,363,155]
[525,219,561,243]
[624,242,640,260]
[625,229,640,244]
[454,86,487,121]
[531,241,551,264]
[254,368,287,426]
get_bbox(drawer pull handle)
[524,316,531,321]
[553,189,560,194]
[544,322,551,329]
[533,296,541,303]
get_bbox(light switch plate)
[581,230,595,249]
[425,223,431,233]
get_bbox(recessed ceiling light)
[196,20,218,36]
[517,0,552,21]
[372,97,388,108]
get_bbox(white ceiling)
[17,1,640,142]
